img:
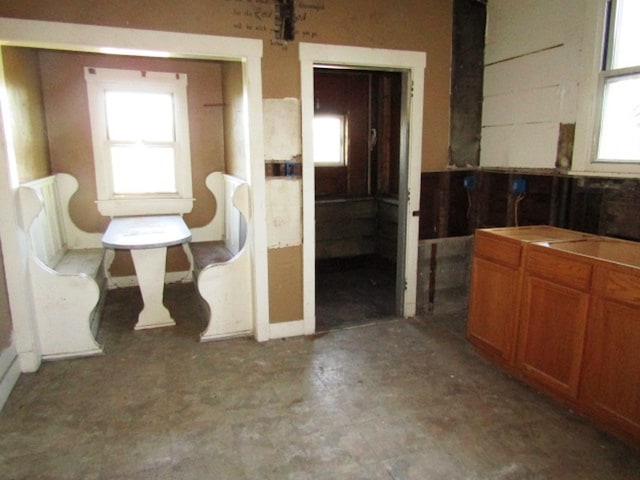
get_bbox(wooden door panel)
[467,257,519,364]
[583,298,640,437]
[518,276,589,400]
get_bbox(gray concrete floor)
[0,282,639,479]
[315,255,396,332]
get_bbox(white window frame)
[85,67,194,216]
[573,0,640,176]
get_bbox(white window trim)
[85,67,194,216]
[573,0,640,177]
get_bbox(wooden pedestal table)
[102,215,192,330]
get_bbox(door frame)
[299,43,426,334]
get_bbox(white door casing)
[299,43,426,334]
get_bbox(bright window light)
[597,74,640,162]
[111,145,176,193]
[610,0,640,69]
[313,115,345,164]
[597,0,640,163]
[105,91,175,142]
[104,90,178,193]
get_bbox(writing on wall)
[224,0,325,50]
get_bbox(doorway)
[299,43,426,335]
[313,68,402,331]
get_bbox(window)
[85,67,193,216]
[313,114,346,165]
[596,0,640,163]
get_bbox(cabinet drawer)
[474,233,521,267]
[525,248,592,291]
[593,267,640,306]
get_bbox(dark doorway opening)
[313,68,403,332]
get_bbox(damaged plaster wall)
[263,98,304,323]
[481,0,582,169]
[450,0,486,169]
[417,235,474,316]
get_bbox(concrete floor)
[315,255,396,332]
[0,283,639,479]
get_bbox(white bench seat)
[190,241,233,271]
[54,248,105,277]
[189,173,253,341]
[19,174,106,360]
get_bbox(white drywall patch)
[263,98,301,161]
[266,178,302,248]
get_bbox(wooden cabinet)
[467,232,522,366]
[468,227,640,449]
[581,265,640,443]
[517,247,592,401]
[467,227,590,368]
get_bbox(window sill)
[570,162,640,178]
[97,198,194,217]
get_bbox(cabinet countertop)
[477,226,640,270]
[542,238,640,270]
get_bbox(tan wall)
[0,46,50,350]
[0,240,12,350]
[0,0,452,170]
[1,46,50,182]
[268,245,304,323]
[222,61,248,181]
[38,51,227,275]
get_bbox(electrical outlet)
[463,175,476,190]
[284,161,295,177]
[510,178,527,194]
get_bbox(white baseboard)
[269,319,305,339]
[200,330,252,343]
[0,345,21,411]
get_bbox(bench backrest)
[190,172,251,254]
[19,175,67,269]
[224,174,250,255]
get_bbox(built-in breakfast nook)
[0,19,270,368]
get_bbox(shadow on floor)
[315,255,397,332]
[97,282,208,353]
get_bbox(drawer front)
[593,266,640,306]
[525,248,592,291]
[474,233,521,267]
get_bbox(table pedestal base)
[130,247,176,330]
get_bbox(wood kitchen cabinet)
[467,231,522,367]
[582,261,640,444]
[517,246,592,402]
[467,227,591,369]
[468,229,640,449]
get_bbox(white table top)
[102,214,192,249]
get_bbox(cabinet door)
[517,275,590,401]
[582,297,640,441]
[467,257,520,365]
